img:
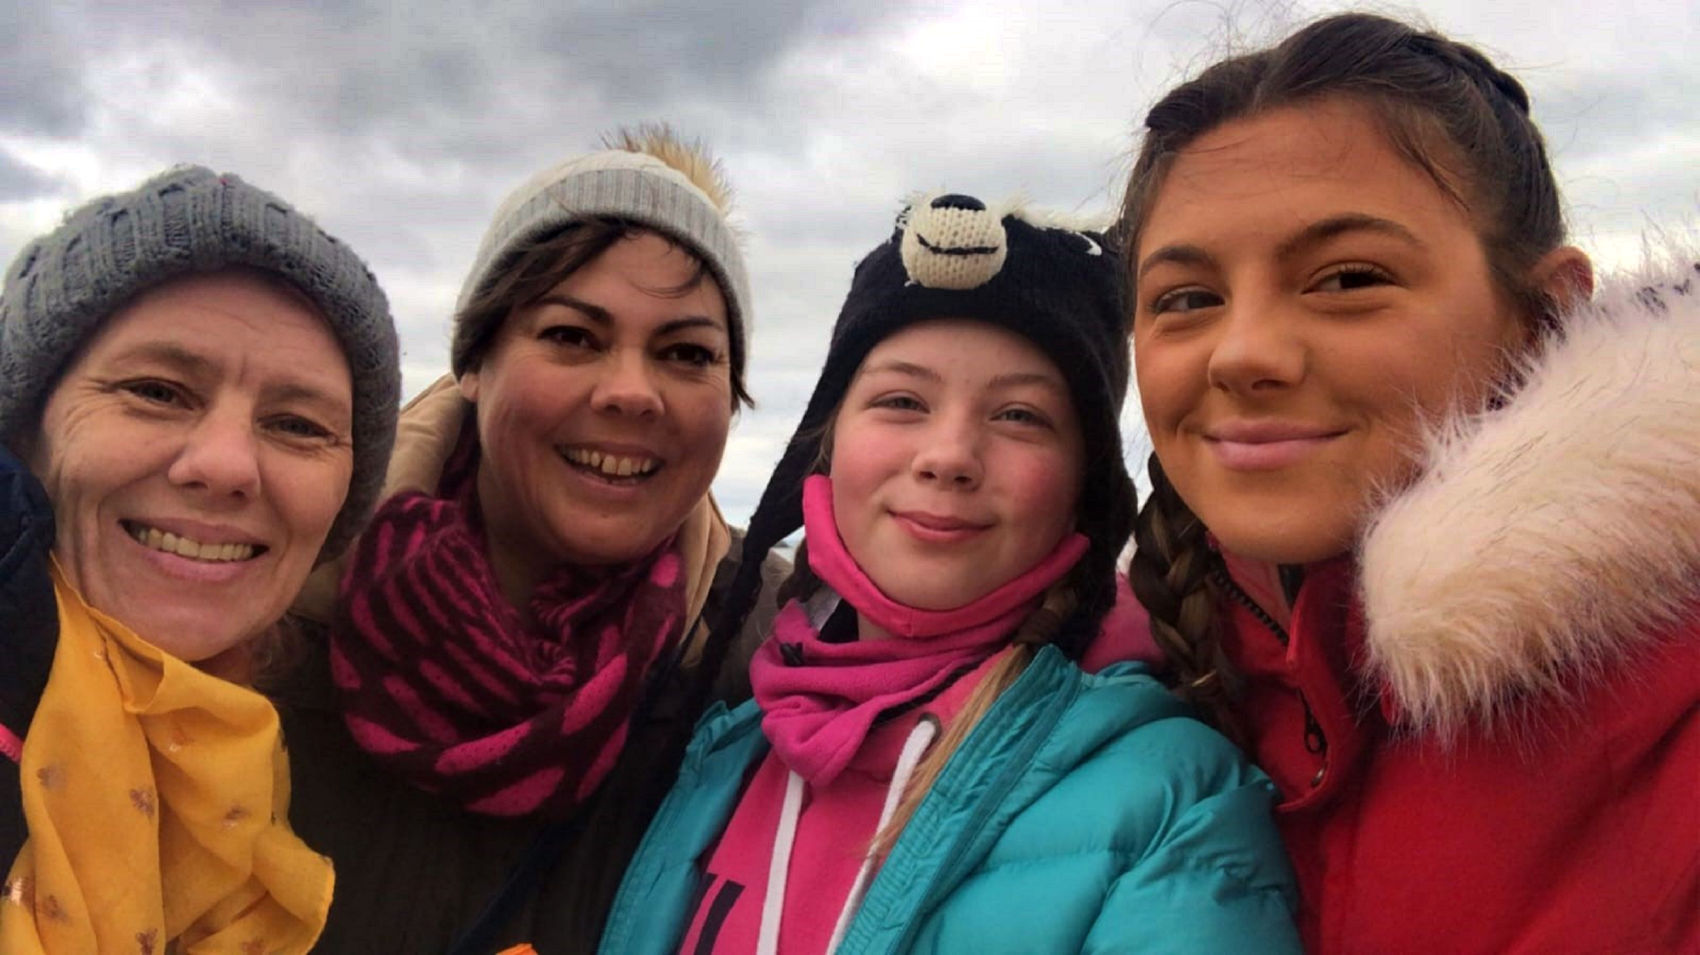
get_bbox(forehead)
[537,231,727,328]
[78,270,349,381]
[857,319,1063,381]
[1140,98,1471,251]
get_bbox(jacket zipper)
[1213,569,1329,781]
[879,651,1076,952]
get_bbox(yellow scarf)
[1,563,332,954]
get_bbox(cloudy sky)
[2,0,1694,523]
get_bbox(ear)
[1528,244,1594,315]
[457,369,480,403]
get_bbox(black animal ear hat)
[701,192,1136,683]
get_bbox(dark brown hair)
[451,218,752,408]
[1117,13,1571,731]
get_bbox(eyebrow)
[988,370,1067,394]
[1136,244,1216,281]
[1274,213,1425,259]
[857,362,1065,394]
[117,342,351,420]
[533,294,726,336]
[856,359,942,383]
[120,341,210,373]
[1137,213,1426,280]
[270,382,354,422]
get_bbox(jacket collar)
[1357,257,1700,737]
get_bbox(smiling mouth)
[122,521,262,562]
[1203,433,1344,471]
[892,512,993,542]
[561,448,662,482]
[898,513,988,531]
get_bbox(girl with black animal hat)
[598,194,1300,953]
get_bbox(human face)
[459,231,732,594]
[1132,98,1531,565]
[27,271,354,662]
[829,320,1084,617]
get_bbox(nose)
[1206,297,1306,397]
[166,405,261,499]
[592,348,664,418]
[911,415,983,489]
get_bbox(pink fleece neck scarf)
[749,475,1087,786]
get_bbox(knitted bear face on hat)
[899,193,1011,289]
[702,191,1135,674]
[896,192,1110,293]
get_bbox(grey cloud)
[0,5,87,135]
[62,0,908,158]
[1534,69,1694,166]
[0,151,60,201]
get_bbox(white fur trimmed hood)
[1358,253,1700,737]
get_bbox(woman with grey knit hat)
[0,165,400,954]
[272,126,787,953]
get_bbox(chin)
[875,574,984,612]
[1212,525,1352,566]
[149,622,257,663]
[555,533,662,568]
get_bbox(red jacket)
[1220,260,1700,954]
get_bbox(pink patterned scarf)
[329,436,687,818]
[750,475,1086,786]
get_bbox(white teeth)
[564,448,659,478]
[128,524,255,562]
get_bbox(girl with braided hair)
[1122,12,1698,952]
[600,193,1299,953]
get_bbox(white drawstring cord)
[757,716,941,954]
[756,771,806,955]
[826,716,940,953]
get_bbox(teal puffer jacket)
[600,647,1300,954]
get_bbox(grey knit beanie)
[0,164,400,561]
[451,129,752,381]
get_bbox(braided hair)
[1118,12,1573,735]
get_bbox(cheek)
[1133,342,1197,436]
[827,447,877,533]
[824,428,901,568]
[671,390,732,468]
[1343,326,1506,464]
[293,457,354,533]
[475,370,558,456]
[30,415,123,522]
[1001,451,1082,542]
